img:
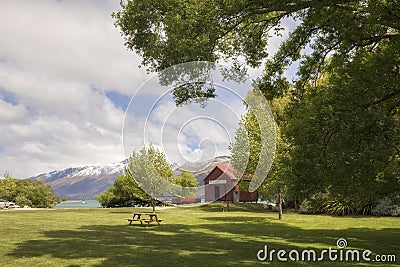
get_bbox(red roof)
[215,165,252,181]
[215,165,238,180]
[204,165,251,181]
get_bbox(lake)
[54,199,101,208]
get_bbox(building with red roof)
[204,166,258,203]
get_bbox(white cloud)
[0,0,147,177]
[0,98,29,122]
[123,84,248,168]
[0,0,287,178]
[0,0,147,94]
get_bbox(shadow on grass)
[7,215,399,267]
[109,210,136,214]
[196,203,274,213]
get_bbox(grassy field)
[0,203,398,266]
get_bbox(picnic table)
[127,212,163,226]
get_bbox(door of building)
[214,186,220,200]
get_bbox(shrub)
[299,192,373,216]
[299,193,328,214]
[299,199,313,214]
[372,197,400,217]
[322,199,353,216]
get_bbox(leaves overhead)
[114,0,399,98]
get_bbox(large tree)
[285,43,400,214]
[113,0,399,102]
[127,145,175,212]
[230,92,289,219]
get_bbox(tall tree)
[127,145,175,212]
[285,42,400,214]
[230,91,288,219]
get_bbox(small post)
[278,190,283,220]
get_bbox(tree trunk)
[278,191,283,220]
[151,199,155,213]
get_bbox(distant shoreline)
[55,199,101,208]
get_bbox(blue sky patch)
[106,91,131,111]
[186,139,200,151]
[0,88,19,105]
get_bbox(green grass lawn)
[0,203,398,267]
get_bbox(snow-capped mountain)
[32,163,125,181]
[31,156,230,200]
[31,161,127,200]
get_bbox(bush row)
[299,193,400,216]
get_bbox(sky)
[0,0,293,178]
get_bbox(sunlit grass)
[0,204,398,266]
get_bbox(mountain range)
[31,156,230,199]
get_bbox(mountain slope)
[32,156,231,199]
[31,162,126,199]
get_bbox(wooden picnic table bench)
[127,212,163,226]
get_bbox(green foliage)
[284,42,400,212]
[95,173,150,207]
[127,145,175,211]
[113,0,224,72]
[230,90,276,190]
[95,186,120,207]
[372,196,400,217]
[299,192,376,216]
[128,145,174,195]
[96,145,175,209]
[15,195,32,207]
[230,91,287,219]
[114,0,399,104]
[174,171,198,197]
[298,199,313,214]
[322,200,354,217]
[0,174,58,208]
[0,176,17,201]
[299,193,327,215]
